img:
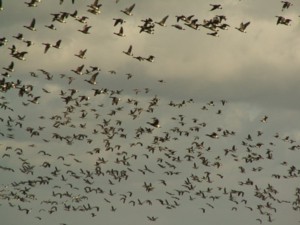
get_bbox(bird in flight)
[121,3,135,16]
[235,21,250,33]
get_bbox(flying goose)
[13,33,24,41]
[24,0,39,7]
[155,15,169,26]
[281,1,293,11]
[76,16,89,24]
[13,51,28,60]
[235,21,250,33]
[171,24,185,30]
[45,24,57,30]
[71,64,85,75]
[84,72,99,85]
[3,62,15,72]
[276,16,292,25]
[24,18,36,31]
[75,49,87,59]
[145,55,155,62]
[207,31,219,37]
[114,26,125,37]
[121,3,135,16]
[123,45,133,56]
[42,43,52,54]
[209,4,222,11]
[78,24,92,34]
[147,118,160,128]
[113,18,126,26]
[0,37,7,45]
[0,0,3,10]
[52,40,62,49]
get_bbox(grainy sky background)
[0,0,300,225]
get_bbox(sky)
[0,0,300,225]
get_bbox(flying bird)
[235,21,250,33]
[147,118,160,128]
[121,3,135,16]
[123,45,133,56]
[23,18,36,31]
[209,4,222,11]
[114,26,125,37]
[155,15,169,26]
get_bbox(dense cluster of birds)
[0,0,300,224]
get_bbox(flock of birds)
[0,0,300,224]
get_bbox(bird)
[75,49,87,59]
[3,62,15,72]
[147,118,160,128]
[52,40,62,49]
[78,24,92,34]
[123,45,133,56]
[42,43,52,54]
[84,72,99,85]
[113,18,126,26]
[207,31,219,37]
[281,1,293,11]
[235,21,250,33]
[145,55,155,62]
[121,3,135,16]
[155,15,169,26]
[23,18,36,31]
[172,24,185,30]
[0,0,3,10]
[71,64,85,75]
[45,24,57,30]
[209,4,222,11]
[114,26,125,37]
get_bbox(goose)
[123,45,133,56]
[133,56,144,61]
[235,21,250,33]
[217,23,230,30]
[87,0,102,10]
[13,51,28,60]
[281,1,293,11]
[75,49,87,59]
[23,40,34,47]
[42,43,52,54]
[84,72,99,85]
[3,62,15,72]
[113,18,126,26]
[147,118,160,128]
[24,18,36,31]
[0,37,7,46]
[209,4,222,11]
[45,24,57,30]
[71,64,85,75]
[0,0,2,10]
[121,3,135,16]
[28,96,40,104]
[276,16,292,25]
[87,7,101,15]
[13,33,24,41]
[52,39,62,49]
[145,55,155,62]
[260,115,268,123]
[155,15,169,26]
[206,132,219,139]
[78,24,92,34]
[114,26,125,37]
[185,19,201,30]
[76,16,89,24]
[207,31,219,37]
[171,24,185,30]
[24,0,39,7]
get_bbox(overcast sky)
[0,0,300,225]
